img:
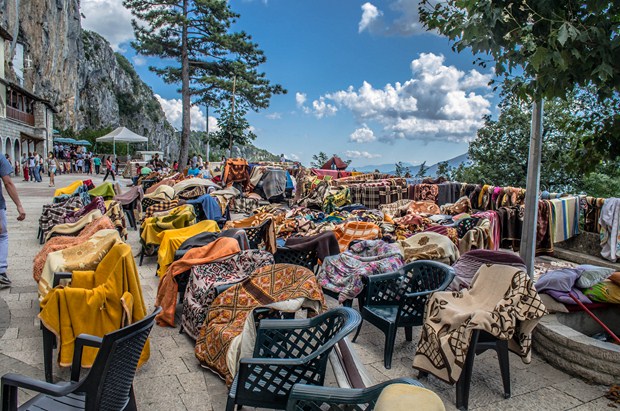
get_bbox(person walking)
[33,152,42,182]
[93,155,101,174]
[103,156,115,181]
[0,154,26,287]
[27,153,36,182]
[47,152,58,187]
[21,153,28,181]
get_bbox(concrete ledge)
[533,314,620,385]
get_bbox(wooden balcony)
[6,106,35,126]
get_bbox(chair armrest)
[1,373,77,397]
[71,334,103,382]
[52,272,73,287]
[403,268,455,300]
[285,378,424,410]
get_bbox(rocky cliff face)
[1,0,177,155]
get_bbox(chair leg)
[405,326,413,342]
[225,395,236,411]
[342,299,352,308]
[383,325,397,369]
[42,327,54,383]
[496,339,511,399]
[456,330,480,411]
[139,246,144,266]
[351,320,363,343]
[123,386,138,411]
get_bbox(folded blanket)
[62,196,106,224]
[284,231,340,262]
[38,229,123,300]
[54,180,83,197]
[144,185,175,201]
[140,205,196,246]
[155,237,241,327]
[114,185,144,205]
[173,177,219,196]
[88,182,116,200]
[44,209,103,242]
[332,221,381,252]
[448,249,526,291]
[399,231,460,265]
[39,243,150,368]
[104,200,128,240]
[186,194,223,221]
[33,216,115,282]
[318,240,404,302]
[413,264,546,383]
[181,250,274,339]
[195,263,326,385]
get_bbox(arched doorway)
[5,138,11,161]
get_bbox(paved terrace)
[0,173,614,410]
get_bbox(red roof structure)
[320,155,348,170]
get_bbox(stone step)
[552,247,620,270]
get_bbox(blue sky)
[81,0,498,168]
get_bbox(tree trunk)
[179,0,190,169]
[228,74,236,157]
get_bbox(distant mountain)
[360,153,470,176]
[354,162,417,173]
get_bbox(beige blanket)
[38,230,123,300]
[398,231,460,264]
[44,210,103,241]
[413,264,546,383]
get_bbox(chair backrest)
[273,247,318,271]
[244,220,271,250]
[397,261,454,326]
[82,307,161,411]
[234,308,361,409]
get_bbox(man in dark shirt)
[0,155,25,287]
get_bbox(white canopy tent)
[96,127,148,157]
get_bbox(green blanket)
[88,182,116,200]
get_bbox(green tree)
[395,161,410,177]
[310,152,329,168]
[415,161,429,178]
[124,0,284,167]
[453,86,619,193]
[436,161,451,179]
[419,0,620,168]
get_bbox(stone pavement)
[0,173,614,410]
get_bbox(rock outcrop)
[1,0,177,155]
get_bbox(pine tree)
[124,0,284,166]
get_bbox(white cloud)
[358,0,436,37]
[311,98,338,118]
[288,153,300,161]
[345,150,381,159]
[265,112,282,120]
[295,92,307,107]
[320,53,492,143]
[359,3,382,33]
[155,94,219,132]
[349,126,376,143]
[132,55,147,67]
[81,0,135,51]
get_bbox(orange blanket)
[332,221,381,252]
[155,238,241,327]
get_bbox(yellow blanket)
[39,243,150,368]
[140,205,196,246]
[38,230,123,300]
[54,180,83,197]
[156,219,221,277]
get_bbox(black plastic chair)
[122,198,139,231]
[286,377,424,411]
[3,307,161,411]
[352,260,455,369]
[273,247,318,272]
[457,330,510,410]
[226,307,362,411]
[243,220,271,250]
